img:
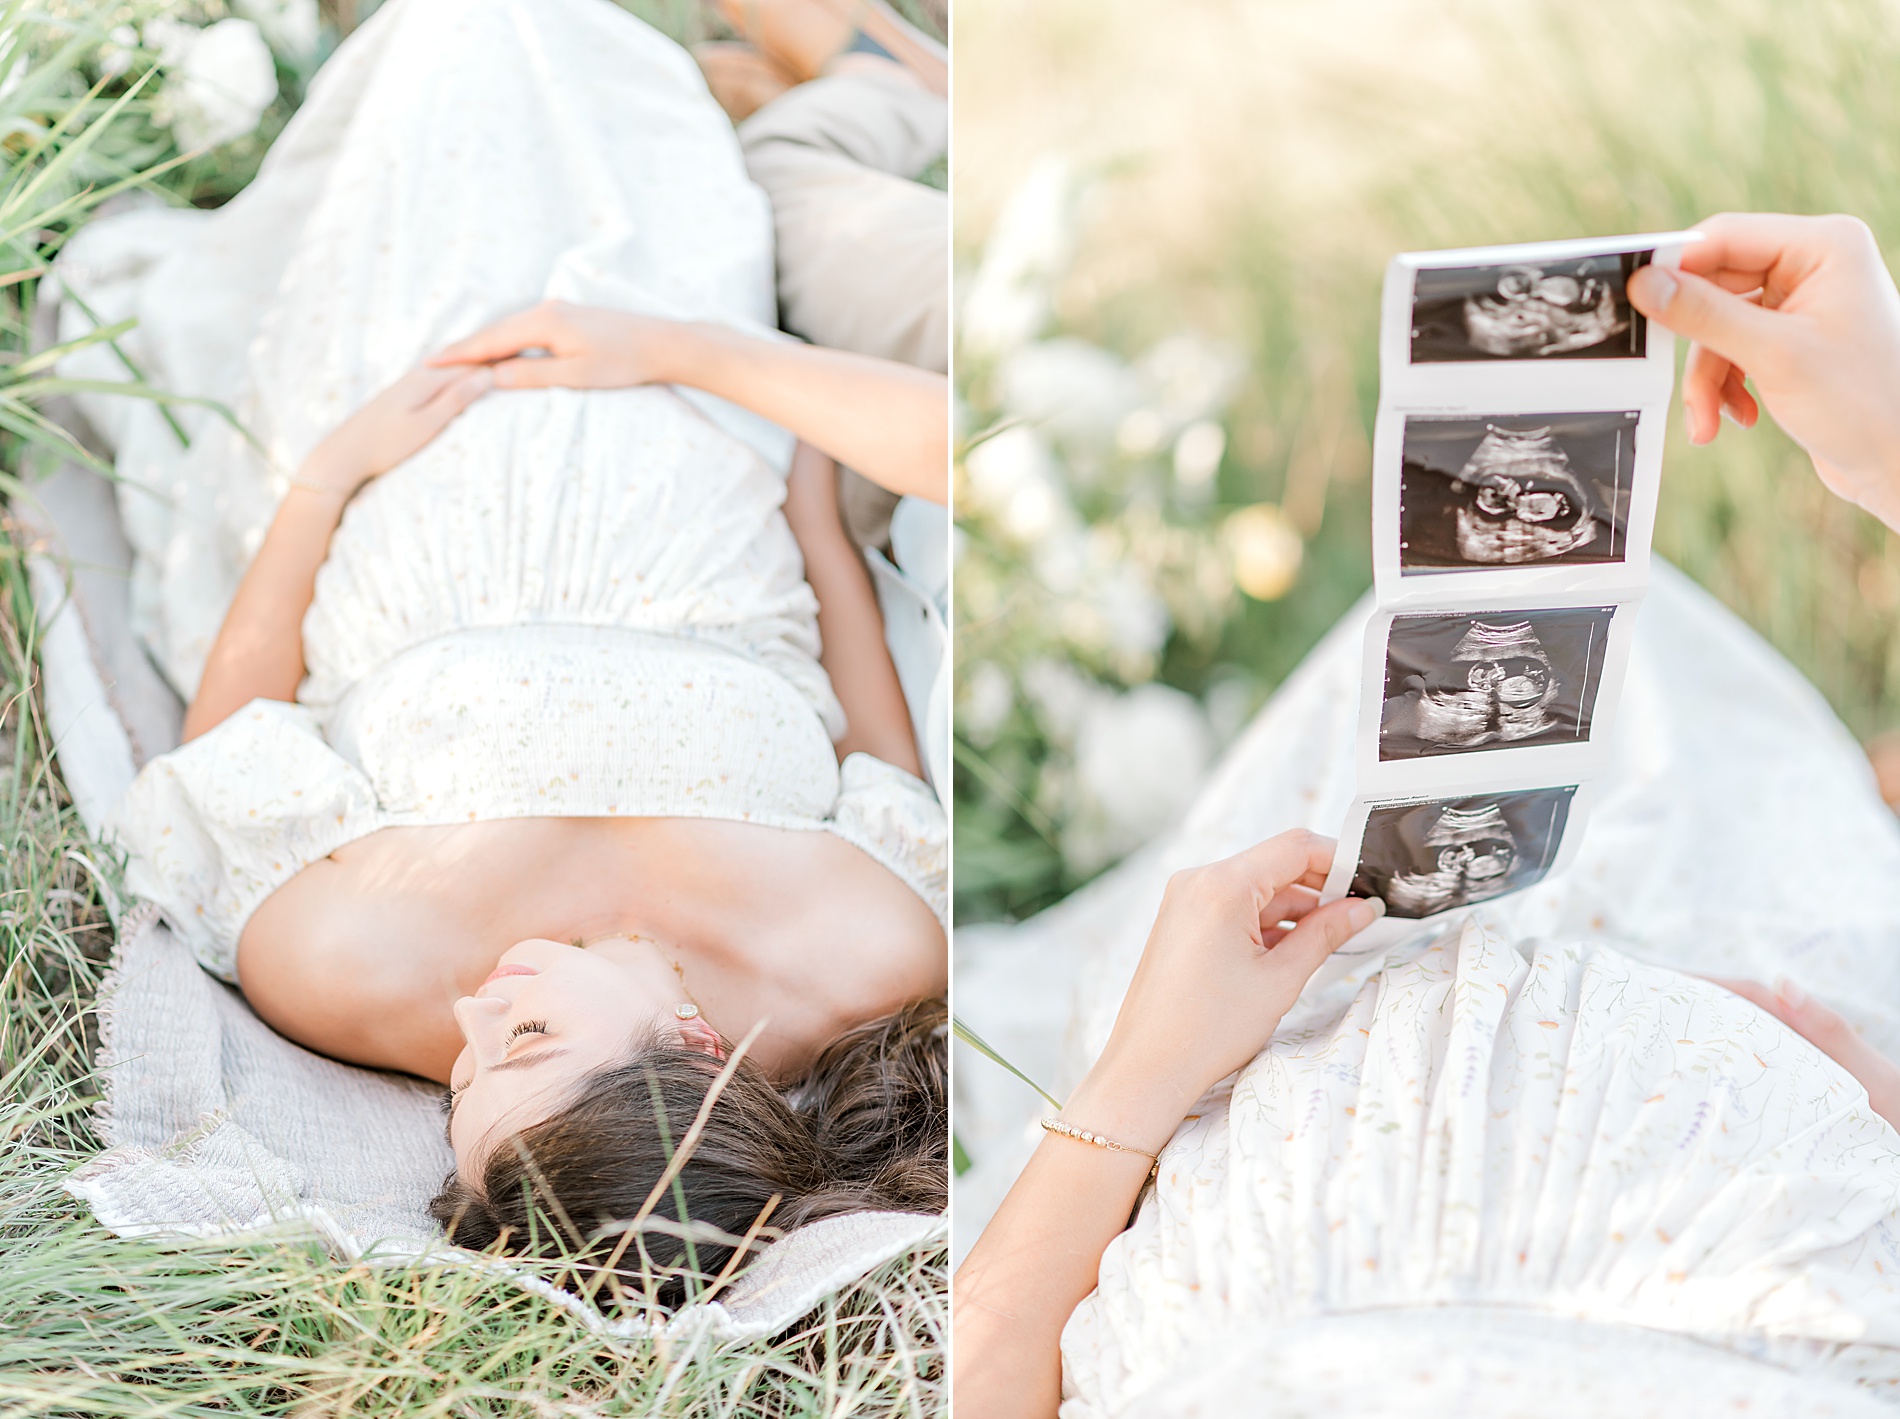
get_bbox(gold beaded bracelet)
[1040,1116,1160,1177]
[282,473,355,501]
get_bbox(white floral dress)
[963,565,1900,1415]
[56,0,945,980]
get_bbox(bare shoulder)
[673,817,947,1000]
[235,851,464,1073]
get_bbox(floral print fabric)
[1036,564,1900,1413]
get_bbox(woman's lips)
[481,963,537,987]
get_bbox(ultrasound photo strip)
[1310,780,1599,987]
[1409,252,1650,364]
[1314,232,1696,930]
[1398,411,1638,574]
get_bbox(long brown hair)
[428,998,947,1310]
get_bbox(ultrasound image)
[1379,607,1615,760]
[1349,786,1577,919]
[1398,412,1638,573]
[1410,252,1649,363]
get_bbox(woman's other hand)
[426,301,687,391]
[1710,976,1900,1129]
[186,362,491,740]
[305,363,494,496]
[1068,832,1386,1153]
[1627,213,1900,531]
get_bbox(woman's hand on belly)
[426,301,684,390]
[428,300,949,503]
[1711,976,1900,1128]
[303,362,498,498]
[184,364,496,741]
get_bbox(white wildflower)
[1020,658,1102,743]
[235,0,320,64]
[1117,408,1168,459]
[149,18,277,152]
[961,662,1015,747]
[1136,334,1244,428]
[1029,525,1088,594]
[961,156,1081,358]
[998,338,1137,452]
[963,425,1078,543]
[1073,683,1213,849]
[1172,420,1227,489]
[99,25,140,78]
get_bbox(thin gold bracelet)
[282,473,353,501]
[1040,1117,1160,1176]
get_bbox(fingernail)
[1631,265,1677,312]
[1350,897,1387,930]
[1776,977,1807,1010]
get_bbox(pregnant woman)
[957,214,1900,1416]
[68,0,946,1305]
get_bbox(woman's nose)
[452,994,511,1065]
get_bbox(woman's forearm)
[183,479,353,741]
[958,840,1372,1417]
[953,1065,1193,1419]
[182,364,495,741]
[671,325,947,504]
[782,444,923,775]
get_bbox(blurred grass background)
[952,0,1900,924]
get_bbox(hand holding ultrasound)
[1318,232,1697,969]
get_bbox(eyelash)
[446,1020,551,1112]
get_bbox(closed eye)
[508,1019,549,1043]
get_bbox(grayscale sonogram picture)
[1348,786,1577,918]
[1410,252,1649,362]
[1379,607,1616,760]
[1398,412,1639,572]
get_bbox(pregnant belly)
[299,383,817,708]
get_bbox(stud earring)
[675,1002,700,1020]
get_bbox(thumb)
[1266,896,1385,984]
[1628,264,1781,370]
